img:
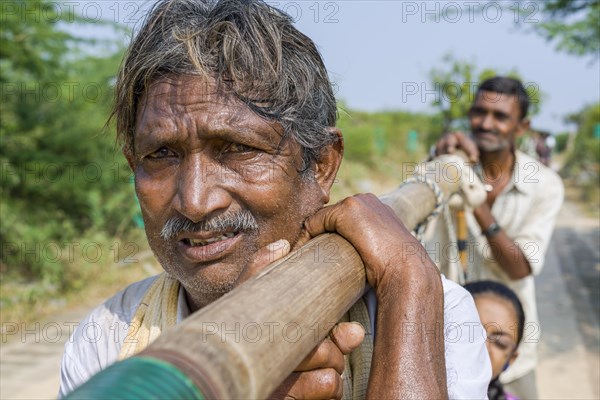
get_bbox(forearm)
[474,205,531,280]
[367,259,447,399]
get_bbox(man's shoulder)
[59,275,162,398]
[79,274,160,329]
[100,274,160,320]
[515,151,564,196]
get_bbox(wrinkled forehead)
[132,74,289,154]
[136,76,232,119]
[135,75,282,134]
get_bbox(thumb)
[329,322,365,355]
[234,239,290,287]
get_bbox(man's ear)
[314,127,344,204]
[516,118,530,138]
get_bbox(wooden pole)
[456,209,469,279]
[142,154,471,398]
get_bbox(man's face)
[127,76,337,308]
[468,91,528,153]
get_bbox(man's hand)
[304,193,448,399]
[270,322,365,399]
[233,239,292,287]
[234,240,366,400]
[304,193,436,295]
[435,131,479,162]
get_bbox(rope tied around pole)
[399,176,445,240]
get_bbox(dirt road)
[1,200,598,399]
[536,201,599,399]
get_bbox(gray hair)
[112,0,339,172]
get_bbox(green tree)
[515,0,600,57]
[0,1,134,285]
[562,103,600,174]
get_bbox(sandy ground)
[1,200,598,399]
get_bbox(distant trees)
[1,1,136,284]
[561,103,600,203]
[519,0,600,58]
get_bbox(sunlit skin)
[474,295,520,379]
[125,75,340,312]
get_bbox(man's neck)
[480,148,515,181]
[185,289,225,313]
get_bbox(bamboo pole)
[138,153,475,398]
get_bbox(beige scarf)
[118,272,373,399]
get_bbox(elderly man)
[431,77,564,398]
[59,1,490,398]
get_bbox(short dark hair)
[464,280,525,344]
[112,0,338,172]
[476,77,530,120]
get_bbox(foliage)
[0,0,137,286]
[561,103,600,204]
[562,103,600,171]
[513,0,600,58]
[554,132,570,153]
[428,54,544,132]
[337,106,437,166]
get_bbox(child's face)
[475,295,519,379]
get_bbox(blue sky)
[292,1,599,133]
[69,0,599,133]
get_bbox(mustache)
[473,128,500,136]
[160,210,259,241]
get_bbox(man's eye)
[147,147,177,159]
[226,143,255,153]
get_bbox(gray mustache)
[160,210,259,240]
[473,129,500,136]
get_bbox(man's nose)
[174,154,232,223]
[481,112,495,131]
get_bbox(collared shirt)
[423,151,564,382]
[59,274,491,399]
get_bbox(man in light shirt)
[431,76,564,398]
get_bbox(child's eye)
[490,337,515,353]
[493,340,509,350]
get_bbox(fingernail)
[351,321,365,331]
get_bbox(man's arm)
[473,165,564,280]
[474,203,532,279]
[305,193,448,399]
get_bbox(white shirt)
[423,151,564,381]
[59,275,490,399]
